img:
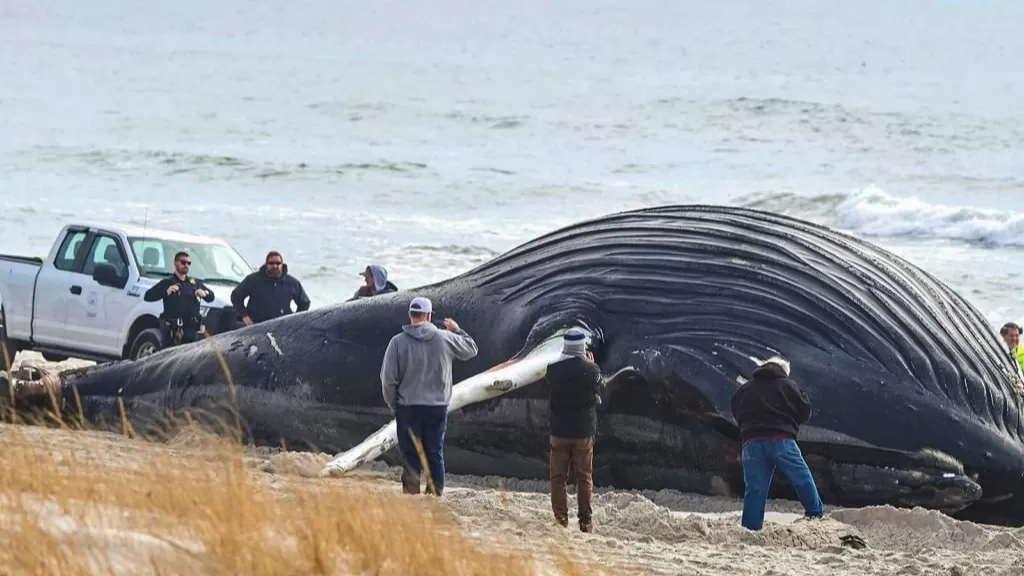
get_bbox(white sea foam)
[835,186,1024,248]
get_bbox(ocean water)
[2,0,1023,328]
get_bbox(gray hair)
[759,355,791,376]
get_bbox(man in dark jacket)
[730,356,824,530]
[230,251,311,326]
[545,327,603,533]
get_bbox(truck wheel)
[128,328,164,360]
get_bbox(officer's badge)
[189,278,196,285]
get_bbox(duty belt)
[164,316,200,345]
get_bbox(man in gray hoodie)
[380,296,479,496]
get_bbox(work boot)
[400,467,421,495]
[554,516,568,528]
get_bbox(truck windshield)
[127,236,252,285]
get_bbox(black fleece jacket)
[546,356,603,438]
[230,263,311,323]
[730,363,812,443]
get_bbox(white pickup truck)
[0,222,254,365]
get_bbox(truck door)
[31,229,89,348]
[65,232,136,356]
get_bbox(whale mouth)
[796,440,984,514]
[320,325,592,477]
[817,457,982,514]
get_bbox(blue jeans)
[741,438,824,530]
[395,405,448,495]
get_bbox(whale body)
[5,204,1024,526]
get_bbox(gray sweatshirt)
[380,322,480,410]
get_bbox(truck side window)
[54,231,88,271]
[83,235,129,278]
[131,239,166,275]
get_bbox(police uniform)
[143,275,215,347]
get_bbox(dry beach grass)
[0,409,620,576]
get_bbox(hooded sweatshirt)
[380,322,479,410]
[350,264,399,300]
[730,361,812,444]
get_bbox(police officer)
[143,251,215,347]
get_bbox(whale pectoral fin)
[320,326,583,477]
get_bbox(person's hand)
[195,289,209,299]
[242,316,254,327]
[166,284,180,295]
[443,318,459,332]
[585,351,594,362]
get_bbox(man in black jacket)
[230,251,311,326]
[143,251,215,346]
[730,356,824,530]
[545,327,603,533]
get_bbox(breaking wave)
[736,186,1024,248]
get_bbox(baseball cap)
[409,296,432,314]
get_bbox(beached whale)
[4,204,1024,525]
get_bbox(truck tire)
[128,328,164,360]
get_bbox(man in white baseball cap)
[380,295,479,496]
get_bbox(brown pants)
[549,435,594,529]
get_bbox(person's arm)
[442,320,479,361]
[583,361,603,406]
[196,280,215,303]
[230,277,251,317]
[730,388,743,427]
[143,278,171,302]
[380,337,401,412]
[292,279,311,312]
[786,380,813,424]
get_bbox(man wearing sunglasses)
[231,250,311,326]
[143,251,216,347]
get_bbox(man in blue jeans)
[380,296,479,496]
[730,356,824,530]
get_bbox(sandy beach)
[4,353,1023,576]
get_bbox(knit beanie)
[562,328,587,358]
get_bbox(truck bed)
[0,254,44,266]
[0,253,46,346]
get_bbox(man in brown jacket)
[546,328,603,533]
